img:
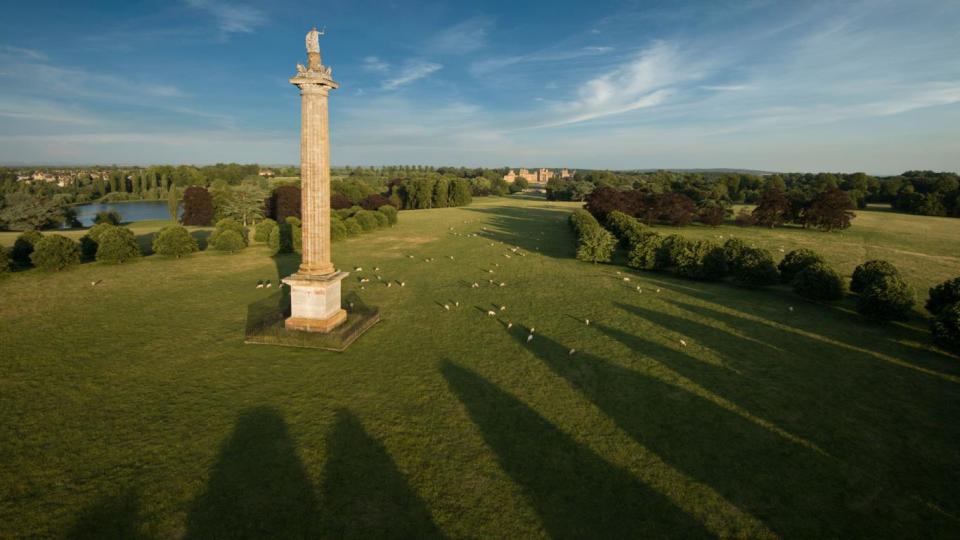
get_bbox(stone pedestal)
[283,271,349,333]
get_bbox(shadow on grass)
[441,361,711,539]
[184,407,321,539]
[502,324,938,537]
[463,205,575,259]
[319,409,445,538]
[66,490,150,540]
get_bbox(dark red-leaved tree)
[802,187,855,231]
[331,193,353,210]
[270,185,301,222]
[360,193,393,210]
[752,188,791,228]
[181,186,214,226]
[656,192,697,226]
[584,186,626,223]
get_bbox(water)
[69,201,181,228]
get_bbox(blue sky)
[0,0,958,173]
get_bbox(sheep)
[622,277,630,282]
[265,281,272,288]
[499,282,506,287]
[386,282,392,288]
[507,322,513,329]
[487,310,496,316]
[256,281,263,289]
[443,304,450,311]
[400,282,406,287]
[585,319,590,325]
[569,348,576,355]
[454,301,460,307]
[679,339,687,347]
[499,305,506,311]
[354,266,363,272]
[471,282,480,288]
[788,306,795,312]
[526,334,534,343]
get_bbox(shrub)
[343,217,363,236]
[269,185,301,222]
[354,210,379,231]
[335,208,355,220]
[851,260,900,293]
[778,249,826,284]
[11,231,42,267]
[793,263,845,301]
[95,226,141,264]
[857,274,914,321]
[371,210,389,228]
[212,229,245,253]
[931,302,960,353]
[152,225,198,258]
[291,220,302,252]
[721,238,748,267]
[80,223,116,261]
[93,209,121,225]
[926,277,960,315]
[0,245,10,275]
[378,205,398,225]
[655,235,690,270]
[30,234,81,271]
[627,233,663,270]
[569,209,616,263]
[331,218,348,241]
[254,218,277,243]
[606,210,646,250]
[181,186,214,226]
[675,240,726,281]
[215,218,249,244]
[697,205,726,227]
[731,247,780,287]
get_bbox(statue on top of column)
[306,27,322,54]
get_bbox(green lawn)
[1,197,958,538]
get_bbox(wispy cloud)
[470,46,614,77]
[381,60,443,90]
[540,41,704,127]
[0,97,100,125]
[184,0,265,35]
[0,45,47,62]
[428,16,493,55]
[362,56,390,73]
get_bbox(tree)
[449,179,473,207]
[167,186,179,221]
[0,192,65,230]
[752,188,791,228]
[731,247,780,287]
[212,229,245,252]
[697,204,726,227]
[219,183,266,226]
[513,177,530,190]
[802,188,855,231]
[80,223,116,260]
[270,185,301,221]
[95,226,141,263]
[93,209,121,225]
[331,193,353,210]
[360,194,392,210]
[0,245,10,275]
[181,186,214,226]
[152,226,199,258]
[353,210,378,232]
[378,205,398,225]
[584,187,626,223]
[30,235,81,271]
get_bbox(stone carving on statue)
[296,63,306,74]
[306,27,322,53]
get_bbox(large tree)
[802,187,855,231]
[219,184,266,227]
[0,192,65,231]
[752,188,792,228]
[181,186,214,226]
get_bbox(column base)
[282,271,349,334]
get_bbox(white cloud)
[184,0,265,35]
[381,61,443,90]
[0,45,47,62]
[0,97,100,125]
[428,16,493,55]
[469,46,615,77]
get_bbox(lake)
[69,201,181,228]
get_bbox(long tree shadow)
[184,407,321,539]
[463,205,575,259]
[441,361,711,539]
[319,409,444,539]
[504,326,947,537]
[66,489,150,540]
[623,299,960,525]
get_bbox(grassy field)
[1,197,958,538]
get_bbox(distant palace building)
[503,168,573,184]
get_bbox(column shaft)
[298,84,334,275]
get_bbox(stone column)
[282,33,347,333]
